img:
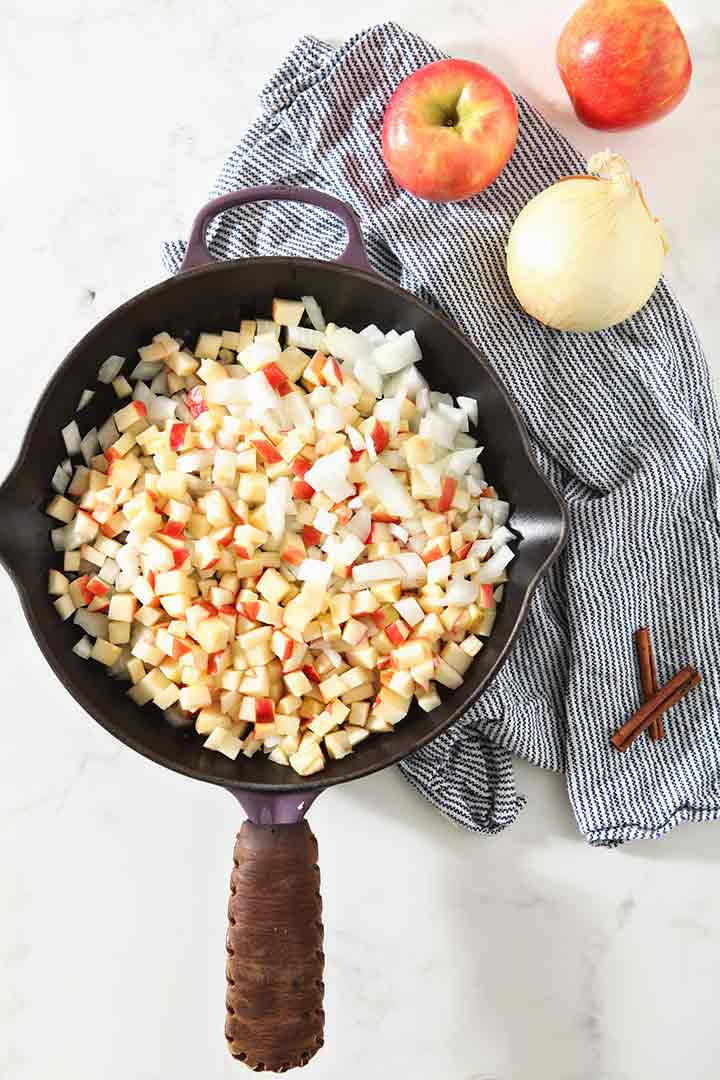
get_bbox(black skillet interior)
[0,258,567,792]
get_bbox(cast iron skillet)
[0,188,567,1072]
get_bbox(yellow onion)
[506,152,668,333]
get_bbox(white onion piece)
[415,387,430,415]
[427,555,451,584]
[173,398,192,424]
[76,389,95,412]
[80,428,100,465]
[352,559,402,583]
[255,321,281,340]
[430,391,453,407]
[243,370,280,416]
[132,381,155,410]
[375,397,401,436]
[243,338,282,373]
[286,326,325,351]
[301,295,326,332]
[97,355,125,384]
[62,421,81,457]
[416,462,443,496]
[97,417,118,451]
[419,412,459,450]
[114,544,141,578]
[281,392,313,430]
[437,401,469,433]
[72,635,93,659]
[325,326,372,367]
[389,523,409,543]
[385,364,428,401]
[469,539,493,560]
[353,359,382,398]
[345,424,365,452]
[445,579,479,606]
[334,383,360,407]
[50,526,67,551]
[332,534,365,567]
[130,360,164,381]
[150,371,169,396]
[379,450,405,470]
[206,379,248,406]
[109,647,131,678]
[314,403,346,433]
[364,431,377,462]
[365,462,418,519]
[491,525,515,551]
[446,448,483,476]
[477,497,510,526]
[115,570,139,592]
[394,552,427,586]
[305,448,353,503]
[346,510,371,543]
[469,461,486,485]
[476,545,515,583]
[457,396,478,426]
[149,396,177,423]
[372,329,421,375]
[266,477,291,542]
[296,559,333,585]
[360,324,385,347]
[164,706,193,728]
[99,558,119,584]
[73,609,109,638]
[51,465,71,495]
[176,450,214,473]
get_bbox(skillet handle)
[225,821,325,1071]
[181,185,370,273]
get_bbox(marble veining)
[1,2,719,1078]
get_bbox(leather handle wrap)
[225,821,325,1071]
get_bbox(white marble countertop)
[2,2,719,1078]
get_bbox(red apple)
[557,0,692,130]
[382,58,518,203]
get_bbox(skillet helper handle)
[225,820,325,1071]
[181,185,370,272]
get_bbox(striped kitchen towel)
[163,22,720,846]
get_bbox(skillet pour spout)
[0,184,568,1070]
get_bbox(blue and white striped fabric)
[163,22,720,845]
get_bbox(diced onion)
[62,421,81,456]
[76,389,95,412]
[286,326,325,351]
[457,396,478,426]
[80,428,100,465]
[445,579,479,606]
[476,545,515,583]
[365,462,418,519]
[51,465,71,495]
[352,559,402,583]
[130,360,164,381]
[372,329,421,375]
[301,295,326,332]
[97,355,126,384]
[296,559,333,585]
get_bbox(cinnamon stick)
[612,665,701,752]
[635,627,664,741]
